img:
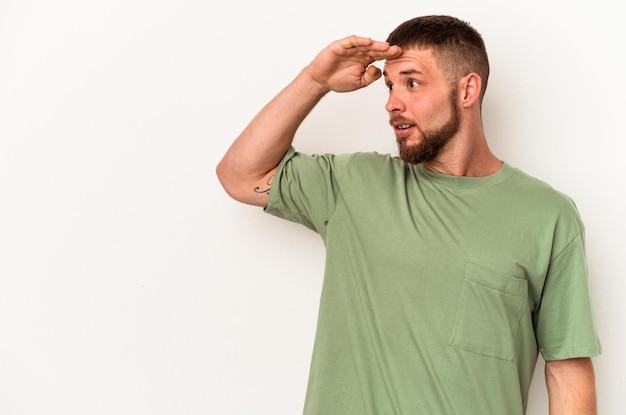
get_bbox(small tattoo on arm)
[253,175,274,195]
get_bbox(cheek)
[432,94,457,119]
[409,98,449,122]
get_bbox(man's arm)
[545,357,597,414]
[215,36,401,207]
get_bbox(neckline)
[415,162,513,190]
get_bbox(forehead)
[383,47,440,79]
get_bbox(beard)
[396,90,461,164]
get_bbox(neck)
[422,129,502,177]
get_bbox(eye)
[409,80,420,88]
[386,82,394,92]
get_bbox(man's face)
[383,48,461,164]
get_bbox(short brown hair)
[386,15,490,102]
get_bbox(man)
[216,15,601,415]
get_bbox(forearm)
[216,69,329,205]
[545,357,597,415]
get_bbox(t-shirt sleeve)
[265,147,340,236]
[534,228,602,361]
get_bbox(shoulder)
[328,151,400,166]
[506,164,578,209]
[285,149,404,176]
[504,164,584,236]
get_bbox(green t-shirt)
[265,147,601,415]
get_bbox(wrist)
[298,67,332,97]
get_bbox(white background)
[1,0,623,414]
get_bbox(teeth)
[398,124,411,129]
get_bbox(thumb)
[362,65,382,87]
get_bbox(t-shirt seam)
[550,231,583,263]
[540,344,601,360]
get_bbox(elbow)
[215,159,262,206]
[215,160,238,200]
[215,159,226,186]
[215,157,275,208]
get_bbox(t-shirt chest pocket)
[448,263,529,362]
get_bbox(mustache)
[389,116,416,126]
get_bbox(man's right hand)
[305,36,402,93]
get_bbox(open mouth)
[394,123,415,138]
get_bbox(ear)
[458,73,482,108]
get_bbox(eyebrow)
[383,68,424,77]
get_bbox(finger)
[340,35,374,49]
[333,36,402,63]
[336,36,393,54]
[370,44,402,59]
[384,44,403,57]
[362,65,382,86]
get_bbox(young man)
[216,15,601,415]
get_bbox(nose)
[385,91,403,113]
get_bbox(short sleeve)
[534,232,602,360]
[265,147,340,237]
